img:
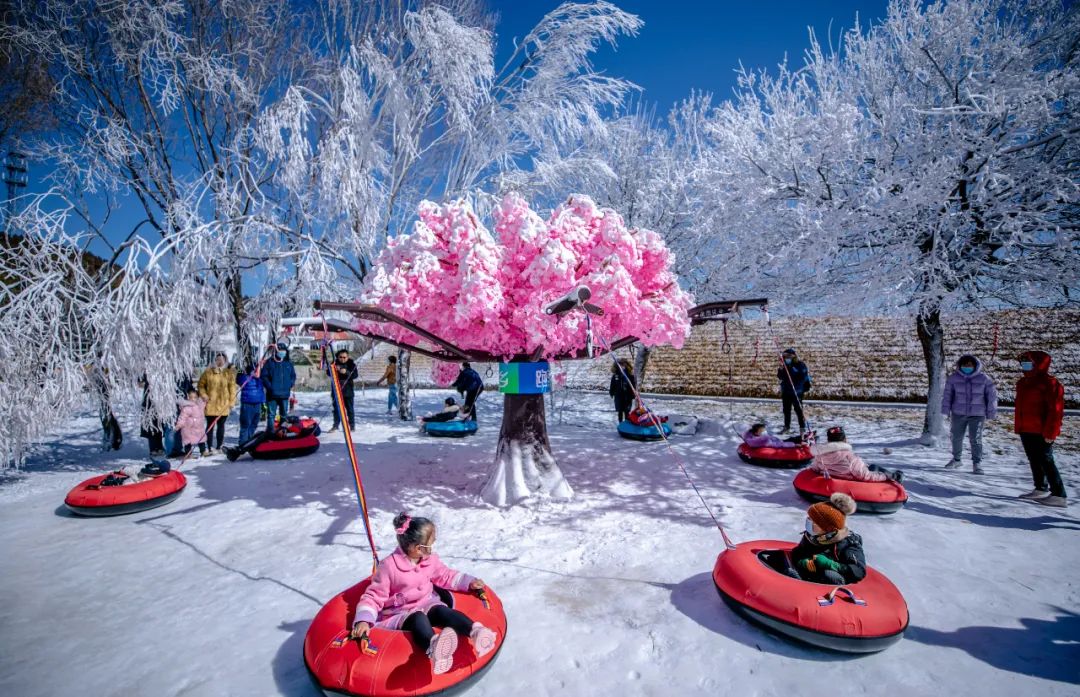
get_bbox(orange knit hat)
[807,493,857,532]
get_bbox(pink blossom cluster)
[358,193,693,360]
[430,360,460,387]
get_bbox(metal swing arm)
[688,298,769,326]
[299,301,639,363]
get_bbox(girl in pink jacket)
[175,391,207,457]
[351,513,498,675]
[811,426,902,483]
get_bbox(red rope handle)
[321,314,380,573]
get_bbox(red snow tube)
[305,579,507,697]
[793,469,908,514]
[713,540,908,653]
[64,470,187,517]
[251,433,320,459]
[285,417,321,435]
[737,442,813,469]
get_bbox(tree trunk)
[916,308,946,445]
[481,392,573,507]
[396,348,413,420]
[228,269,251,364]
[633,344,651,391]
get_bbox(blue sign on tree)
[499,362,550,394]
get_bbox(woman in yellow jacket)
[198,353,237,454]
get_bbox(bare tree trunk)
[396,348,413,420]
[633,344,651,390]
[916,308,946,445]
[481,392,573,506]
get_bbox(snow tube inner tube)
[736,442,813,469]
[425,420,478,438]
[305,580,507,697]
[251,432,321,459]
[284,417,322,437]
[64,470,187,517]
[712,540,908,653]
[793,469,908,514]
[617,420,672,441]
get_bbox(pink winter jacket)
[175,399,207,446]
[810,442,888,482]
[354,549,475,630]
[742,429,801,449]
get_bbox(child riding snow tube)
[424,420,478,438]
[793,469,908,514]
[304,580,507,697]
[736,442,813,468]
[619,408,671,441]
[712,540,908,652]
[226,418,321,461]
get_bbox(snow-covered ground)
[1,389,1077,696]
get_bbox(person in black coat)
[327,349,358,432]
[452,362,484,422]
[789,493,865,584]
[609,358,637,423]
[777,347,811,434]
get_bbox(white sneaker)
[1034,495,1067,508]
[1018,489,1051,500]
[469,624,497,658]
[944,459,962,469]
[427,629,458,675]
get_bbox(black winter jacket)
[609,372,636,410]
[789,531,866,584]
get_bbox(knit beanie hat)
[807,493,857,532]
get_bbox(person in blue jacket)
[237,360,266,444]
[777,348,811,434]
[452,362,484,422]
[262,342,296,433]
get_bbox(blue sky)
[493,1,889,110]
[21,0,889,267]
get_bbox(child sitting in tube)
[789,493,867,585]
[417,398,461,424]
[811,426,903,483]
[351,513,497,675]
[742,423,807,448]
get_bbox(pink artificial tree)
[355,192,693,506]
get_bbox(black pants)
[205,415,227,449]
[183,442,207,456]
[782,392,806,431]
[463,388,481,422]
[332,386,355,429]
[1020,433,1066,497]
[101,412,122,451]
[422,412,458,423]
[401,605,474,652]
[145,433,164,453]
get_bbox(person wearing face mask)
[941,354,998,474]
[1014,351,1066,507]
[789,493,865,585]
[262,341,297,434]
[777,348,811,434]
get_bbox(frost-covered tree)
[0,0,647,462]
[703,0,1080,440]
[354,193,692,506]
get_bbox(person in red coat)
[1014,350,1066,507]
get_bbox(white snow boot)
[1018,488,1050,500]
[427,629,458,675]
[1033,495,1067,508]
[469,624,497,658]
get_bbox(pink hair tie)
[395,516,411,535]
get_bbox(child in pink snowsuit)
[811,426,902,483]
[175,391,207,457]
[351,513,498,675]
